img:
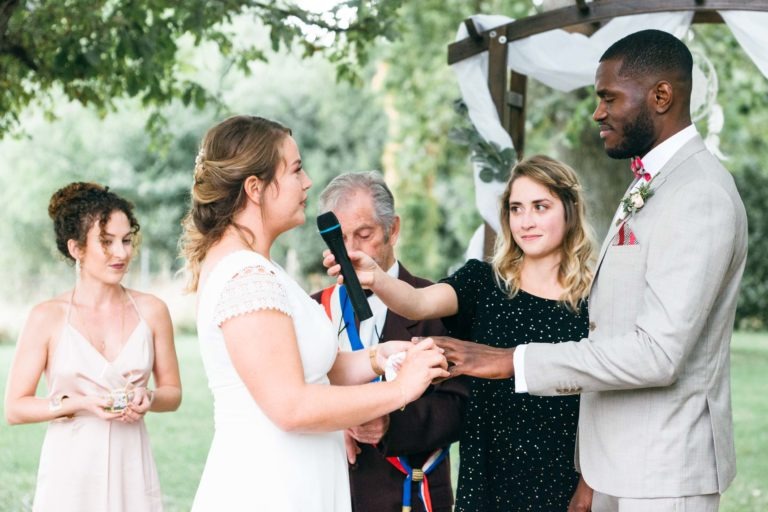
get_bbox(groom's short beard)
[606,106,655,160]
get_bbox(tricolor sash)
[319,284,448,512]
[386,449,448,512]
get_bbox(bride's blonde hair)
[179,115,291,291]
[491,155,596,312]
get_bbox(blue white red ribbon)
[321,284,448,510]
[386,448,448,512]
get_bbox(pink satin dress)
[33,291,163,511]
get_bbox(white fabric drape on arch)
[453,11,768,260]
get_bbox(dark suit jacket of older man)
[312,263,468,512]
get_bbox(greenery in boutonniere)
[619,181,654,222]
[448,99,517,183]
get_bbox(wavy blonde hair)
[491,155,596,312]
[179,115,291,291]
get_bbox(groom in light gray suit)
[436,30,747,511]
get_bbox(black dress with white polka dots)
[440,259,588,512]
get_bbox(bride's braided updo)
[180,115,291,291]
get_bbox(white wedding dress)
[192,250,350,512]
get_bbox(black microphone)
[317,211,373,322]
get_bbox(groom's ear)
[651,81,673,114]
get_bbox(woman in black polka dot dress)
[326,155,596,510]
[441,258,587,511]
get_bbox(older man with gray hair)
[312,171,467,512]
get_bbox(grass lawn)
[1,332,767,511]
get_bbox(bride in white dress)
[181,115,450,512]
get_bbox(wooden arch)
[447,0,768,158]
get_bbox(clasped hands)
[414,336,516,380]
[77,386,153,423]
[377,337,450,391]
[322,250,515,380]
[344,339,447,464]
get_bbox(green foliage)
[2,1,767,317]
[0,46,387,293]
[379,0,535,279]
[448,100,516,184]
[734,167,768,330]
[689,24,768,329]
[0,0,403,136]
[248,59,388,284]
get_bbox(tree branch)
[249,1,377,35]
[0,0,21,49]
[1,43,38,70]
[0,0,37,71]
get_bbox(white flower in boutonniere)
[618,182,654,224]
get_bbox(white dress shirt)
[358,261,400,348]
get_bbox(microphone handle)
[336,249,373,322]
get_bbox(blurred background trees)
[1,0,767,337]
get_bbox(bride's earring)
[75,259,81,278]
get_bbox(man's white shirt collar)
[616,124,699,221]
[359,261,399,348]
[640,124,698,179]
[384,261,400,280]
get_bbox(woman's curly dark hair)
[48,182,140,262]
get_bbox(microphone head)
[317,211,341,236]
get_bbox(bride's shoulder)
[202,250,276,289]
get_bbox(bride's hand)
[323,249,380,289]
[394,339,450,403]
[377,340,411,360]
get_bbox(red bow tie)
[631,156,651,182]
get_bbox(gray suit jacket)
[524,135,747,498]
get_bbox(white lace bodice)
[212,264,292,325]
[197,250,338,393]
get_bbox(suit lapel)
[595,178,638,269]
[592,135,708,284]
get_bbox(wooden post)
[507,71,527,158]
[487,29,509,130]
[482,29,510,259]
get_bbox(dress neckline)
[66,320,147,364]
[517,289,562,303]
[64,286,146,364]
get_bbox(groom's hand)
[423,336,515,380]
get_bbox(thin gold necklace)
[72,287,126,355]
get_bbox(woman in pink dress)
[4,182,182,511]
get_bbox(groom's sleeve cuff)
[513,344,528,393]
